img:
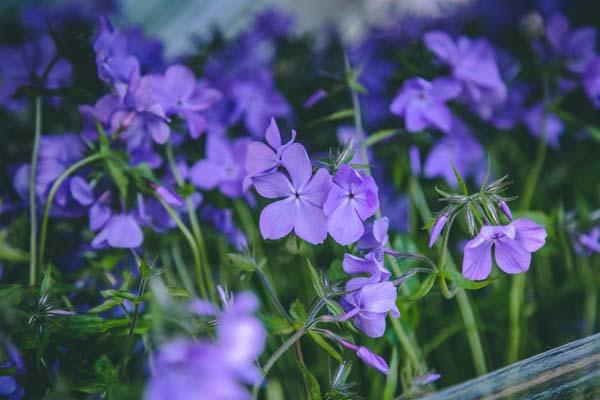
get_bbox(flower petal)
[357,282,397,313]
[259,198,296,240]
[294,200,328,244]
[301,168,331,207]
[190,159,223,190]
[354,311,387,338]
[494,237,531,274]
[106,214,143,248]
[326,199,364,245]
[356,347,389,374]
[281,143,312,190]
[511,219,547,252]
[252,172,293,199]
[462,236,493,280]
[264,117,282,149]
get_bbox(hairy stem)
[29,97,42,286]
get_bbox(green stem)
[119,276,147,377]
[409,175,487,375]
[39,153,107,269]
[256,266,293,324]
[346,57,427,374]
[29,97,42,286]
[165,143,215,300]
[156,196,208,299]
[508,72,550,364]
[437,215,457,299]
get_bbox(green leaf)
[327,259,346,282]
[308,332,342,362]
[0,231,28,262]
[226,253,257,272]
[383,349,399,400]
[298,362,322,400]
[289,299,308,324]
[105,156,129,200]
[364,129,400,147]
[348,79,368,94]
[100,289,137,301]
[176,183,196,199]
[306,259,325,299]
[262,315,294,335]
[443,269,492,290]
[40,266,52,296]
[400,274,436,301]
[94,355,118,383]
[451,162,468,195]
[87,298,123,314]
[308,109,354,127]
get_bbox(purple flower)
[343,252,391,291]
[93,16,140,87]
[490,83,529,130]
[499,201,513,221]
[0,35,72,110]
[582,56,600,108]
[545,13,596,74]
[91,213,143,249]
[110,70,171,145]
[79,94,121,141]
[323,165,379,246]
[462,219,547,280]
[424,31,506,105]
[577,227,600,255]
[341,282,399,338]
[13,134,93,217]
[429,214,449,248]
[191,135,250,198]
[414,372,442,386]
[390,77,461,133]
[244,118,296,190]
[522,103,563,147]
[409,146,421,176]
[424,118,485,188]
[252,143,332,244]
[357,217,390,260]
[303,89,327,108]
[336,338,389,374]
[0,342,24,400]
[151,64,221,139]
[145,292,265,400]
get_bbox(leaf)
[308,332,343,362]
[298,362,323,400]
[364,129,400,147]
[176,183,196,199]
[383,349,399,400]
[327,259,346,282]
[443,269,492,290]
[289,299,308,324]
[105,156,129,200]
[226,253,257,272]
[400,274,436,301]
[87,298,123,314]
[0,231,28,262]
[308,109,354,127]
[262,315,294,335]
[100,289,137,301]
[451,162,468,195]
[306,259,325,299]
[40,266,52,297]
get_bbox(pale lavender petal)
[107,214,143,248]
[259,198,296,240]
[494,237,531,274]
[352,176,379,220]
[165,64,196,102]
[69,177,94,206]
[430,77,462,101]
[405,101,428,132]
[354,312,387,338]
[294,200,328,244]
[182,110,206,139]
[301,168,332,207]
[190,159,223,190]
[357,282,397,313]
[425,103,453,133]
[343,254,376,275]
[511,219,547,252]
[264,117,281,149]
[429,214,448,248]
[322,184,346,216]
[372,217,389,244]
[89,202,112,231]
[356,346,389,374]
[252,172,293,199]
[327,200,364,245]
[462,236,493,280]
[245,142,278,175]
[424,31,458,62]
[281,143,312,190]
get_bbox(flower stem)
[409,175,487,375]
[29,97,42,286]
[156,195,208,299]
[165,143,215,300]
[256,266,293,324]
[39,153,107,270]
[119,275,147,378]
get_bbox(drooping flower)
[522,103,563,147]
[323,164,379,246]
[252,143,332,244]
[145,292,265,400]
[0,35,72,110]
[423,117,485,188]
[462,219,547,280]
[429,214,449,248]
[151,64,222,139]
[191,135,251,199]
[244,117,296,190]
[390,77,461,133]
[424,31,506,106]
[342,252,391,291]
[336,338,389,374]
[340,282,400,338]
[357,217,390,260]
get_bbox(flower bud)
[499,200,513,220]
[429,214,448,248]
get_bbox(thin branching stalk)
[119,275,148,378]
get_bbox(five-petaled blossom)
[252,143,332,244]
[324,164,379,246]
[390,77,461,133]
[341,282,400,338]
[462,219,547,280]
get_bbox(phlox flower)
[341,282,400,338]
[462,219,547,280]
[323,164,379,246]
[252,143,332,244]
